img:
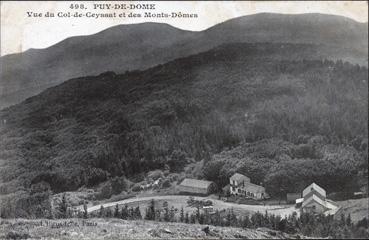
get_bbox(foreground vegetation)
[0,43,367,218]
[28,197,369,239]
[0,217,307,240]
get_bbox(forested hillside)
[0,42,367,217]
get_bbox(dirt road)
[77,195,298,217]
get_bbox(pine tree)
[99,205,105,218]
[180,207,184,222]
[340,213,346,227]
[214,209,221,226]
[135,206,142,220]
[190,213,196,224]
[170,206,176,222]
[242,215,251,228]
[230,208,237,227]
[83,202,88,219]
[185,212,189,223]
[163,201,170,222]
[346,214,352,227]
[127,207,133,220]
[121,205,128,219]
[145,199,156,220]
[105,207,113,218]
[196,205,201,223]
[114,204,119,218]
[58,193,68,218]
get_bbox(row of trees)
[57,198,368,238]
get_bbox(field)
[334,198,369,223]
[0,218,308,239]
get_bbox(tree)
[134,206,142,220]
[185,212,189,223]
[170,206,176,222]
[242,215,251,228]
[196,205,201,223]
[83,202,88,219]
[163,201,170,222]
[190,213,196,224]
[114,204,119,218]
[121,205,128,219]
[99,205,105,218]
[180,207,185,222]
[145,199,156,220]
[346,214,352,227]
[105,207,113,218]
[57,193,68,218]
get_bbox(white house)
[229,173,268,200]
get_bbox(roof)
[222,184,230,191]
[296,198,304,204]
[242,182,265,193]
[302,183,326,198]
[230,173,250,182]
[179,178,214,189]
[302,194,328,209]
[287,193,301,197]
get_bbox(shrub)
[161,179,171,188]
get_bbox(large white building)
[300,182,339,215]
[229,173,268,200]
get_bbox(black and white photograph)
[0,1,368,239]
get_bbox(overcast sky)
[1,1,368,56]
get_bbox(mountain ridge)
[0,13,368,109]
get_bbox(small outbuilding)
[287,193,302,204]
[177,178,216,195]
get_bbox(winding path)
[76,195,297,217]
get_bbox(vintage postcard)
[0,1,368,239]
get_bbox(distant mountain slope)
[0,42,367,217]
[0,13,367,108]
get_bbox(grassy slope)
[0,218,307,239]
[334,198,369,223]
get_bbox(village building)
[300,182,339,215]
[303,183,326,201]
[287,193,302,204]
[229,173,268,200]
[177,178,216,195]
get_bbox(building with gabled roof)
[300,182,339,215]
[229,173,268,200]
[287,193,302,204]
[302,182,326,201]
[230,173,250,184]
[302,194,329,213]
[177,178,216,195]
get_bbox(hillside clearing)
[334,198,369,223]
